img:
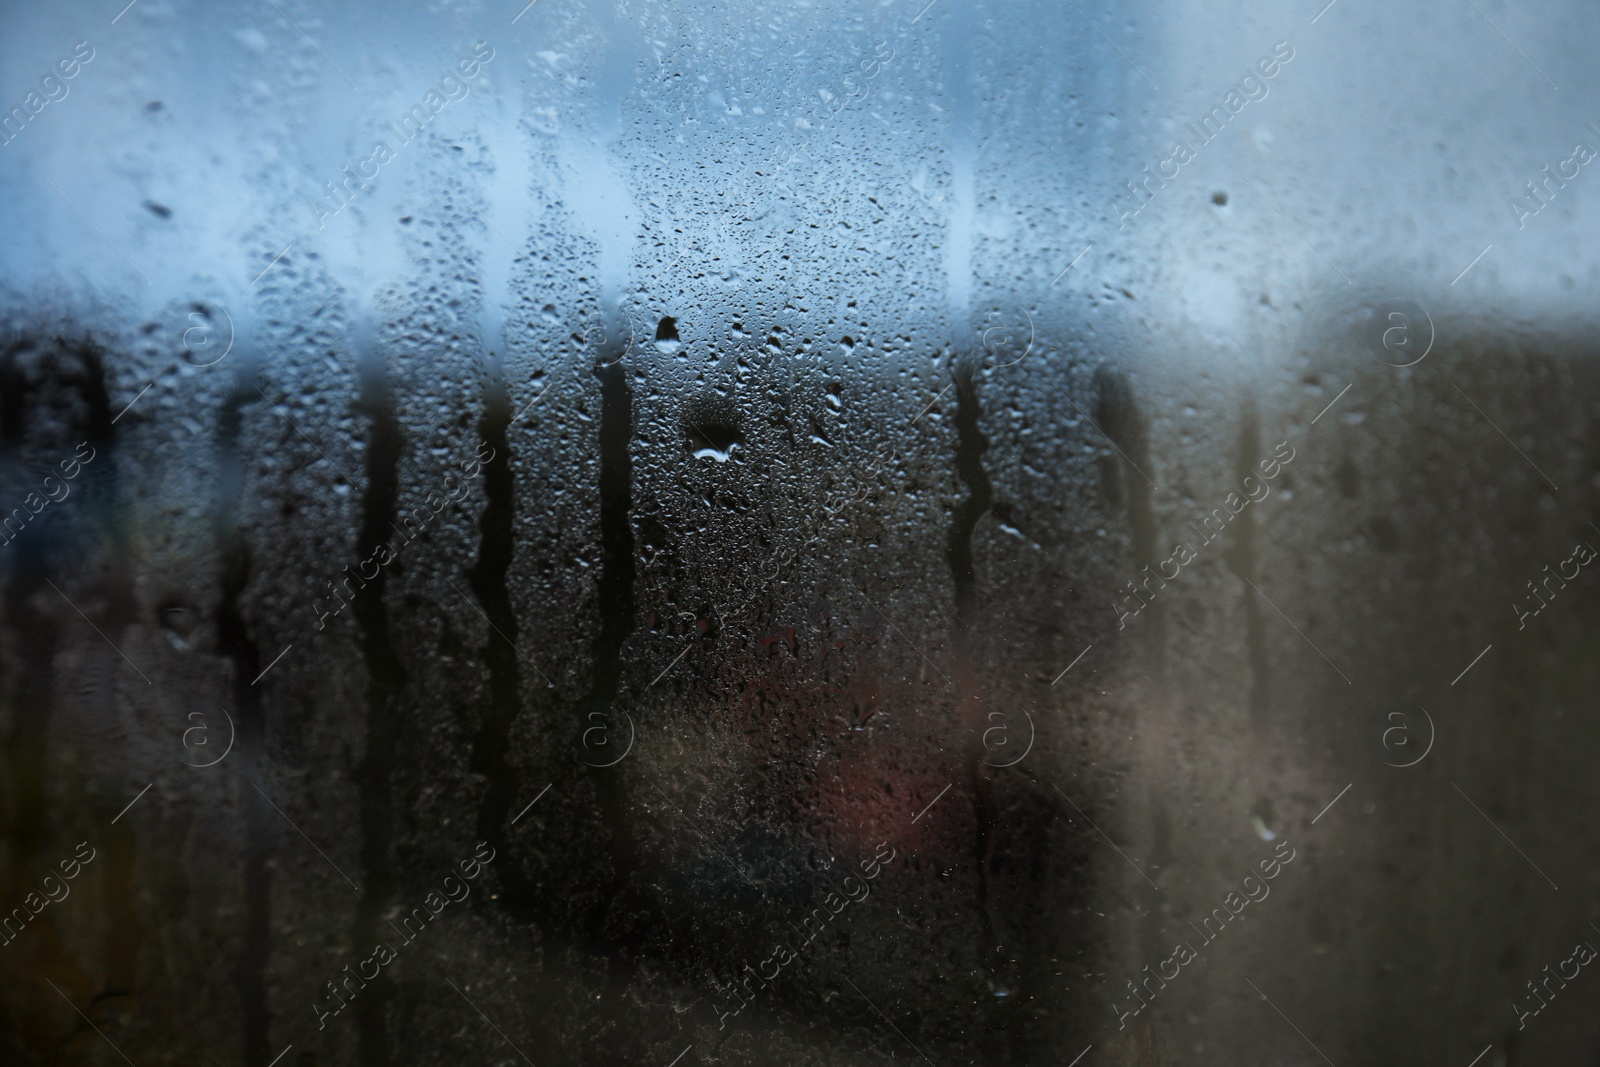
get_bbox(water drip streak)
[946,364,1002,942]
[350,356,406,1067]
[0,340,146,1059]
[586,352,638,883]
[585,345,671,1060]
[215,371,271,1067]
[0,338,114,865]
[1094,369,1162,663]
[1,539,57,863]
[0,412,53,898]
[1090,368,1168,986]
[1227,403,1269,726]
[949,368,993,640]
[467,370,534,915]
[75,344,147,1025]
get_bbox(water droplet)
[655,315,681,355]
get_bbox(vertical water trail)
[215,350,271,1067]
[467,366,531,911]
[0,340,116,1049]
[948,367,1000,942]
[350,315,405,1067]
[1094,369,1162,664]
[565,0,652,969]
[586,348,636,867]
[584,334,654,1060]
[71,343,146,1021]
[1089,366,1170,1020]
[0,343,67,862]
[464,294,570,1063]
[1226,401,1270,824]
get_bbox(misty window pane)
[2,1,1598,1065]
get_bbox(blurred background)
[2,0,1600,1064]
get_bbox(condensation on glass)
[1,1,1599,1065]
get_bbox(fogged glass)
[1,1,1597,1064]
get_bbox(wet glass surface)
[3,1,1600,1064]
